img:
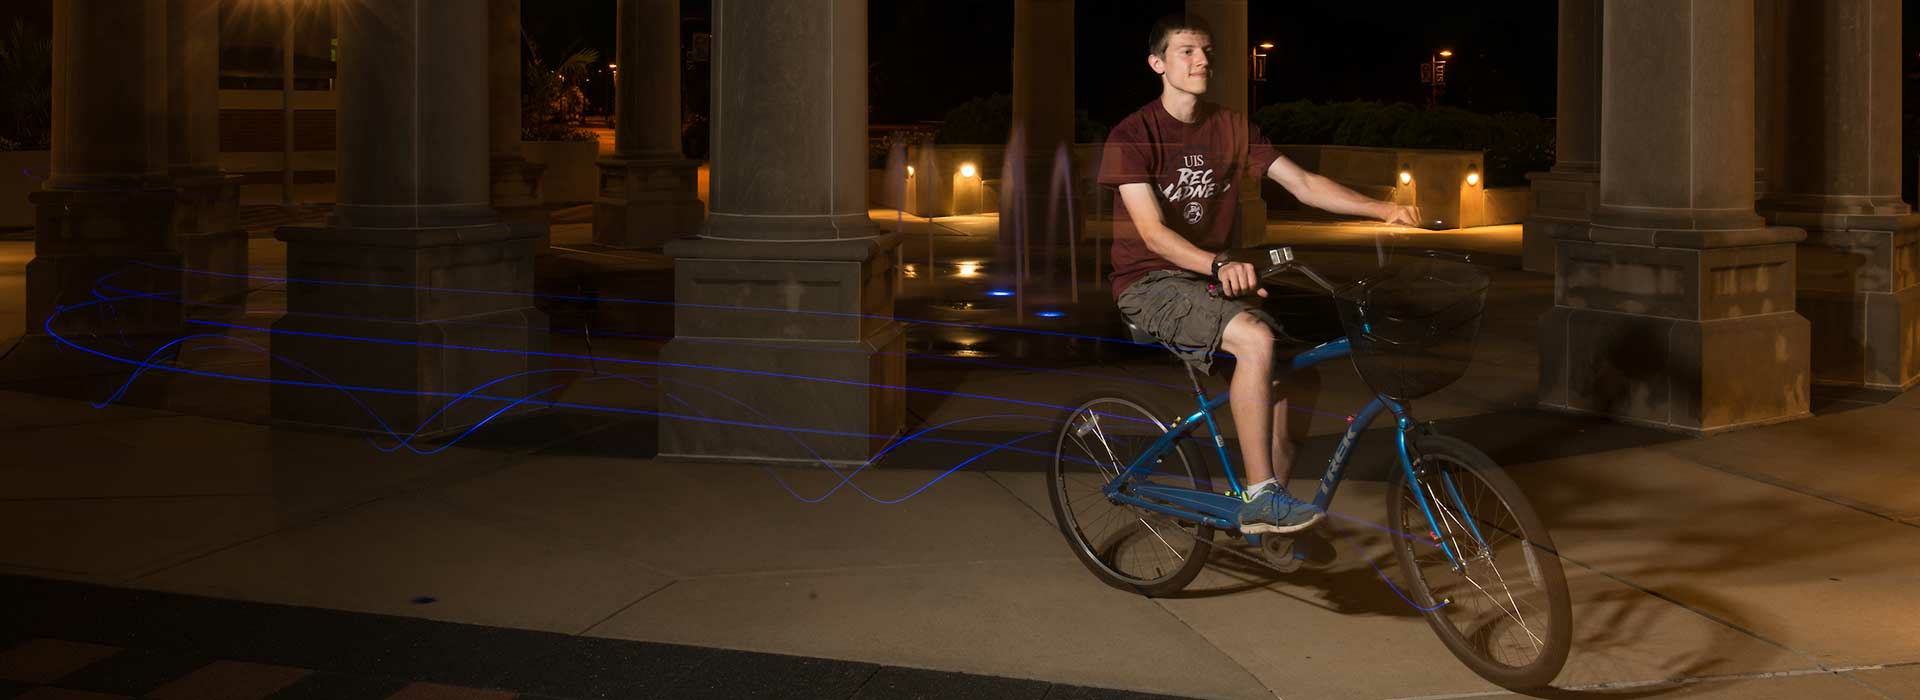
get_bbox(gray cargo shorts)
[1117,269,1281,375]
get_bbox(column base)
[593,157,704,248]
[1539,307,1811,435]
[1520,170,1599,274]
[26,187,181,338]
[1541,234,1811,434]
[1787,216,1920,390]
[269,223,549,438]
[656,331,905,466]
[26,253,185,339]
[490,154,546,210]
[656,234,905,464]
[1801,286,1920,391]
[173,172,249,319]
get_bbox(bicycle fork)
[1392,414,1483,574]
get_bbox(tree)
[0,19,52,151]
[521,37,598,142]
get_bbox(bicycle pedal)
[1259,536,1303,572]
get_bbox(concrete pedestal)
[490,156,546,211]
[1521,170,1600,274]
[171,171,248,318]
[492,156,551,252]
[27,188,181,338]
[1540,235,1811,433]
[271,225,548,436]
[593,157,705,248]
[1776,212,1920,389]
[656,236,905,465]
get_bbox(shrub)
[934,93,1107,146]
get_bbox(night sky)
[0,0,1915,131]
[510,0,1568,128]
[869,0,1562,127]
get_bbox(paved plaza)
[1,209,1917,699]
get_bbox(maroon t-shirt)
[1097,99,1282,297]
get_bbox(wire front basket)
[1333,257,1489,402]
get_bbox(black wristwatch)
[1209,252,1232,280]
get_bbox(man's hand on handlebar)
[1382,204,1422,227]
[1214,261,1267,298]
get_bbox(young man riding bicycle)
[1098,14,1420,535]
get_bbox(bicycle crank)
[1260,535,1304,573]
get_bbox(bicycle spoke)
[1457,568,1545,651]
[1052,398,1210,592]
[1397,451,1564,675]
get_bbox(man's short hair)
[1148,13,1214,57]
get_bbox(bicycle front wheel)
[1050,393,1213,597]
[1388,436,1571,690]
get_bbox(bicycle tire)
[1050,391,1215,596]
[1388,436,1572,690]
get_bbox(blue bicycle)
[1049,247,1572,690]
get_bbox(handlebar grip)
[1210,247,1297,299]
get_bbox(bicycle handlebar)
[1205,245,1474,299]
[1206,246,1335,298]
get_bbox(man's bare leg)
[1272,397,1295,482]
[1223,311,1320,533]
[1220,313,1276,487]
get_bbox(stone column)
[999,0,1074,301]
[168,0,248,319]
[1539,0,1810,434]
[271,0,547,436]
[26,0,180,339]
[594,0,704,248]
[1754,0,1784,199]
[488,0,549,241]
[1757,0,1919,390]
[658,0,903,465]
[1186,0,1266,247]
[1520,0,1602,273]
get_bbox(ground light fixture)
[959,163,977,178]
[1399,170,1413,185]
[1465,170,1480,186]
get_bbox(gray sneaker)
[1237,482,1326,535]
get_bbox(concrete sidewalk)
[2,214,1918,699]
[3,386,1918,699]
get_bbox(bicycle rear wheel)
[1050,393,1213,596]
[1388,436,1571,690]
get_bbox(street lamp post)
[1420,49,1452,109]
[1249,41,1273,111]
